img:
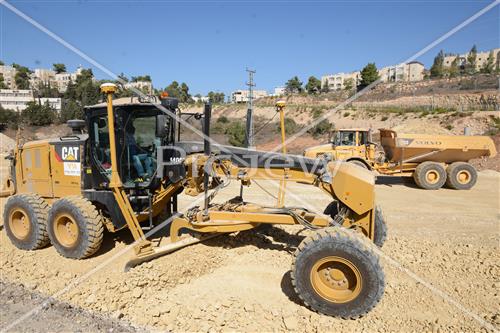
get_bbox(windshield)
[332,131,356,146]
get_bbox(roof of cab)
[85,97,160,109]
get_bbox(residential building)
[231,89,268,103]
[443,48,500,71]
[321,71,360,91]
[0,65,17,89]
[31,66,85,93]
[192,95,209,103]
[124,81,153,94]
[273,87,286,96]
[379,62,424,82]
[0,89,34,111]
[0,89,61,112]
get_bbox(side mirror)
[156,114,168,137]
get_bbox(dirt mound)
[0,133,15,153]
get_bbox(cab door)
[334,131,357,160]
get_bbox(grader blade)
[124,233,220,272]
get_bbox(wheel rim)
[425,170,440,184]
[310,256,362,303]
[9,208,31,240]
[456,170,471,184]
[53,213,79,248]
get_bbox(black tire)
[413,161,446,190]
[3,194,50,250]
[373,206,387,248]
[47,196,103,259]
[292,227,384,318]
[445,162,477,190]
[323,202,387,248]
[348,160,368,169]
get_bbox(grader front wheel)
[47,196,104,259]
[292,227,384,318]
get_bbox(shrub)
[308,119,332,138]
[381,116,389,121]
[445,124,453,130]
[277,118,298,135]
[226,122,246,147]
[343,112,350,117]
[0,106,20,128]
[217,116,229,124]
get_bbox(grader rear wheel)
[3,194,50,250]
[48,196,104,259]
[292,227,384,318]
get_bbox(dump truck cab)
[304,128,376,168]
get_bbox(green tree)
[22,101,56,126]
[305,76,321,94]
[359,63,379,88]
[12,64,31,89]
[466,45,477,74]
[180,82,192,103]
[321,79,329,93]
[447,56,460,78]
[343,78,354,91]
[74,69,100,106]
[0,60,4,65]
[117,73,129,83]
[0,73,8,89]
[165,81,181,98]
[307,119,332,138]
[480,50,495,74]
[59,99,83,122]
[35,81,59,98]
[131,75,152,82]
[52,63,66,74]
[0,105,19,127]
[226,122,246,147]
[285,76,303,94]
[430,50,445,78]
[207,91,225,104]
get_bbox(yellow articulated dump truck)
[304,128,496,190]
[1,84,387,318]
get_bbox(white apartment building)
[231,89,268,103]
[379,61,424,82]
[443,48,500,71]
[0,89,61,112]
[192,95,209,103]
[124,81,153,94]
[321,71,360,91]
[31,66,85,93]
[273,87,286,96]
[0,65,17,89]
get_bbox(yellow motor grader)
[1,83,386,318]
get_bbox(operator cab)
[331,129,371,147]
[84,96,177,190]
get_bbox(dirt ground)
[0,145,499,332]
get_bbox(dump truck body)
[380,129,497,164]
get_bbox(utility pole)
[245,68,256,149]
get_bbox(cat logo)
[62,146,79,161]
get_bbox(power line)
[245,67,256,149]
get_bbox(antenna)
[245,68,256,149]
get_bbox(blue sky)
[0,0,498,96]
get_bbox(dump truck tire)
[3,194,50,250]
[445,162,477,190]
[413,162,446,190]
[348,160,368,169]
[324,203,387,248]
[47,196,103,259]
[292,227,384,318]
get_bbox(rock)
[85,294,97,304]
[283,316,299,331]
[111,311,124,319]
[132,287,143,299]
